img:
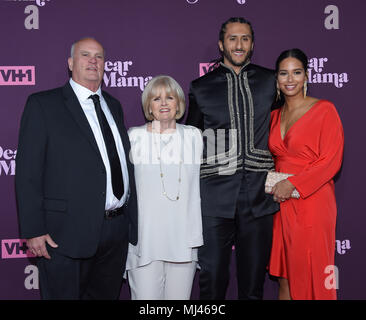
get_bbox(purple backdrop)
[0,0,364,300]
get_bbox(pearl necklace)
[152,124,182,201]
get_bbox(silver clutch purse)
[265,171,300,199]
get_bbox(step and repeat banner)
[0,0,364,300]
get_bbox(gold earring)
[304,81,307,98]
[276,83,281,101]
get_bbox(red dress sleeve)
[287,102,344,199]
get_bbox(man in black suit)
[15,37,138,299]
[186,18,279,299]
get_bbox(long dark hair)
[209,17,255,71]
[275,48,308,74]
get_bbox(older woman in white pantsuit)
[126,75,203,300]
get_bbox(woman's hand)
[272,179,296,203]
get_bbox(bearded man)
[186,17,279,300]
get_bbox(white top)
[125,123,203,271]
[69,78,129,210]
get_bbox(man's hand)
[26,234,58,259]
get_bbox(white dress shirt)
[69,78,129,210]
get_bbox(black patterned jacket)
[186,62,279,218]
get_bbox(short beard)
[221,46,252,67]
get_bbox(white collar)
[69,78,102,103]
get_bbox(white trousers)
[127,260,197,300]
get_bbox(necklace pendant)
[153,129,182,202]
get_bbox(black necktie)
[89,94,124,200]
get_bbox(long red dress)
[268,100,344,300]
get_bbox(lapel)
[62,82,133,181]
[62,82,102,158]
[102,91,134,189]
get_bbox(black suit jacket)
[186,63,279,218]
[15,82,138,258]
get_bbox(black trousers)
[198,181,273,300]
[37,212,129,300]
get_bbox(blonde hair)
[142,75,186,121]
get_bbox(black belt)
[105,206,124,219]
[104,191,130,219]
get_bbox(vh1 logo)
[199,63,218,77]
[1,239,35,259]
[0,66,35,85]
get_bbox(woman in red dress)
[268,48,344,300]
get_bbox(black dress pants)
[37,212,129,300]
[198,181,273,300]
